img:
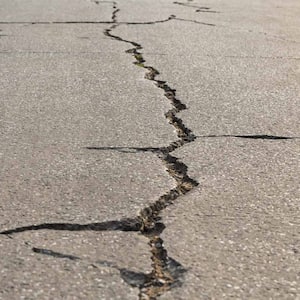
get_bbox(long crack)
[0,2,205,300]
[104,6,198,300]
[102,7,298,296]
[0,1,297,299]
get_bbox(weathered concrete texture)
[182,0,300,41]
[115,19,300,137]
[0,2,176,299]
[160,139,300,299]
[0,24,176,228]
[0,52,175,225]
[1,0,300,299]
[0,147,172,227]
[116,0,178,23]
[0,24,176,148]
[0,0,112,22]
[1,233,146,300]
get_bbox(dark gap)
[0,21,114,24]
[175,17,216,26]
[32,246,185,289]
[86,146,160,153]
[32,247,80,260]
[0,3,204,300]
[0,16,215,27]
[0,218,142,235]
[105,17,198,297]
[196,134,297,140]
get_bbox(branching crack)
[0,1,218,300]
[174,1,220,13]
[104,6,199,300]
[1,0,296,299]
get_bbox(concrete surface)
[0,0,299,299]
[160,139,300,299]
[0,0,112,22]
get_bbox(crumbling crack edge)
[103,7,199,300]
[0,2,207,300]
[1,0,297,299]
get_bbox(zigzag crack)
[0,2,201,300]
[1,1,296,298]
[104,9,198,300]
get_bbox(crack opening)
[197,134,298,140]
[31,245,185,294]
[32,247,81,260]
[1,1,297,299]
[103,8,198,300]
[0,2,210,299]
[0,218,142,235]
[3,0,296,297]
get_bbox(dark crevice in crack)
[0,218,142,235]
[104,7,198,300]
[0,18,182,26]
[0,51,111,54]
[32,246,185,290]
[32,246,148,286]
[0,21,115,24]
[87,134,298,154]
[174,17,215,26]
[137,237,187,299]
[174,1,220,13]
[0,2,204,300]
[123,17,176,26]
[110,1,119,23]
[87,146,160,153]
[0,17,215,27]
[197,134,298,140]
[231,135,297,140]
[113,254,186,292]
[32,247,81,260]
[0,1,297,299]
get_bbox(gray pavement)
[0,0,299,299]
